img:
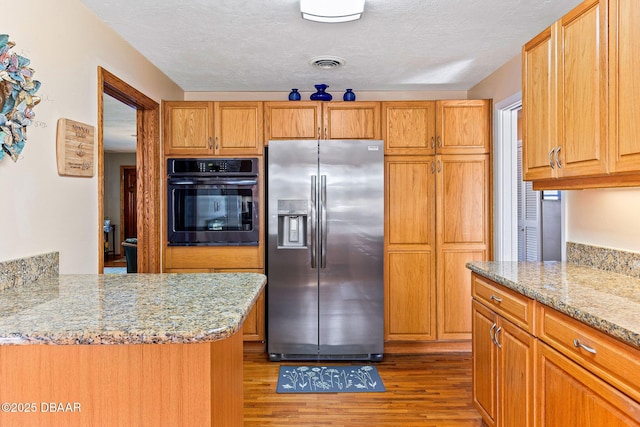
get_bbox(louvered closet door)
[517,145,540,261]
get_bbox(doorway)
[494,95,563,262]
[121,166,137,240]
[97,67,161,273]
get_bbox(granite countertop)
[467,261,640,350]
[0,273,266,345]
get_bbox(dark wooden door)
[123,166,137,239]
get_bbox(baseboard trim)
[383,340,471,355]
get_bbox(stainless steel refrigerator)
[267,139,384,361]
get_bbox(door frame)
[120,165,137,245]
[98,67,161,273]
[494,93,522,262]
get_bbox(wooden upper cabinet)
[163,101,213,156]
[522,27,556,181]
[382,101,436,155]
[214,102,263,155]
[323,102,381,140]
[609,0,640,173]
[264,101,320,141]
[163,101,263,156]
[556,0,608,178]
[264,101,380,142]
[436,100,491,155]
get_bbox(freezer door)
[267,140,319,357]
[318,140,384,356]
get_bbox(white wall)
[0,0,183,273]
[469,54,640,254]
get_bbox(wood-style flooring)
[244,352,484,426]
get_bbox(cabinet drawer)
[472,274,534,333]
[537,305,640,403]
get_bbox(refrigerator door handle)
[310,175,317,268]
[320,174,327,268]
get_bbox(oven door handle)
[168,178,258,186]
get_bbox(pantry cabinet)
[264,101,380,142]
[384,156,436,341]
[383,100,492,344]
[436,154,491,340]
[163,101,263,156]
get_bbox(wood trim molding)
[98,67,161,273]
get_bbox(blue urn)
[288,88,301,101]
[310,84,332,101]
[343,88,356,101]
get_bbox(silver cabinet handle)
[490,294,503,303]
[431,136,435,150]
[324,127,328,140]
[548,148,555,169]
[573,339,596,354]
[490,323,497,345]
[495,326,503,349]
[320,175,327,268]
[215,136,219,150]
[310,175,317,269]
[208,137,213,150]
[431,161,436,174]
[437,159,441,173]
[437,135,442,148]
[555,146,562,168]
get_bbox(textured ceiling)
[83,0,582,93]
[94,0,583,152]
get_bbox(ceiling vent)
[309,56,346,70]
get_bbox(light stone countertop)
[467,261,640,349]
[0,273,266,345]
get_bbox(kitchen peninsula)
[0,266,266,427]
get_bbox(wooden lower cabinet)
[473,273,640,426]
[537,342,640,426]
[472,300,534,427]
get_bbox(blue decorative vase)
[310,84,332,101]
[343,88,356,101]
[288,88,301,101]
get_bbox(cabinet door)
[537,342,640,426]
[385,251,436,340]
[609,0,640,172]
[435,100,491,155]
[382,101,435,155]
[384,157,436,340]
[522,27,557,181]
[214,102,263,155]
[472,300,497,427]
[323,102,381,140]
[264,101,320,141]
[497,318,534,427]
[556,0,608,178]
[163,101,213,156]
[436,154,491,340]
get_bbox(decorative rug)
[276,365,385,393]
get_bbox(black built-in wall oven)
[167,158,259,246]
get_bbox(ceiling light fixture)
[300,0,365,23]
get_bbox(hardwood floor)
[244,352,483,426]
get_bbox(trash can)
[121,238,138,273]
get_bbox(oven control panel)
[168,158,258,175]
